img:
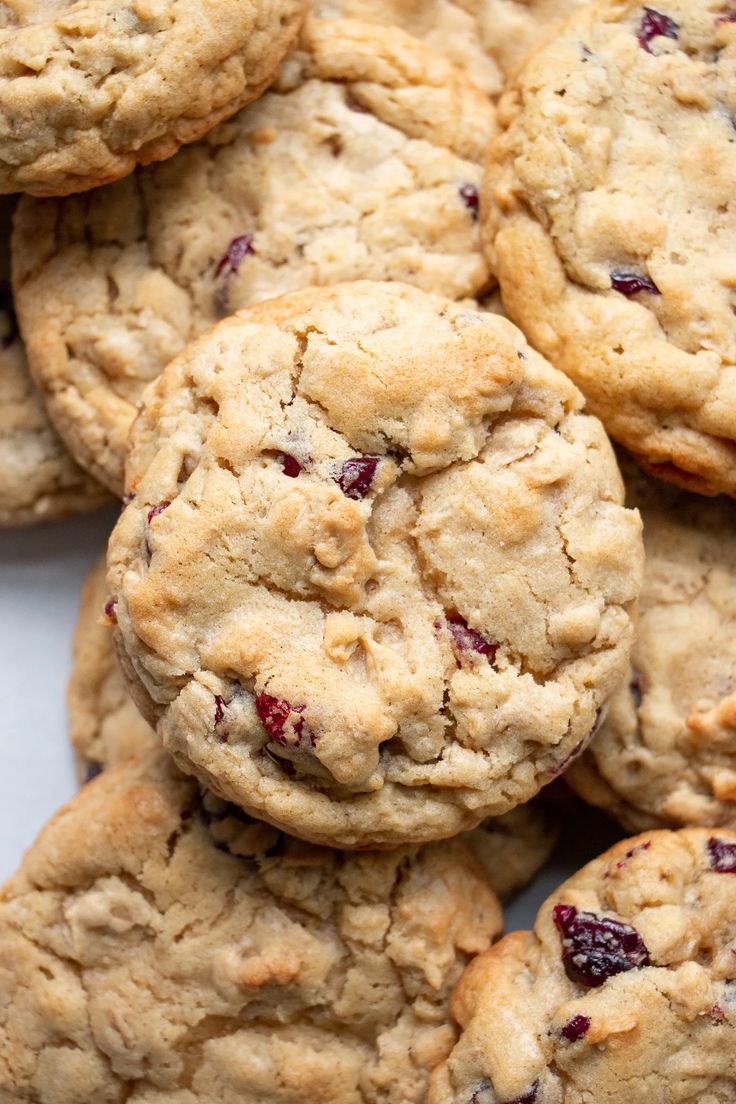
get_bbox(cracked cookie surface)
[70,553,559,889]
[0,749,503,1103]
[68,553,156,783]
[0,0,306,196]
[13,16,495,494]
[313,0,589,97]
[568,458,736,832]
[107,281,643,849]
[0,200,108,527]
[483,0,736,498]
[430,827,736,1104]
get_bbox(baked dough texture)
[0,199,108,526]
[483,0,736,498]
[0,749,503,1102]
[107,280,643,849]
[13,16,495,493]
[70,554,559,891]
[313,0,590,97]
[430,827,736,1104]
[68,553,156,782]
[569,458,736,832]
[0,0,307,196]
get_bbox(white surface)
[0,505,118,877]
[0,505,624,925]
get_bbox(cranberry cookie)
[569,458,736,832]
[313,0,589,97]
[0,749,502,1103]
[483,0,736,498]
[430,828,736,1104]
[13,16,494,494]
[106,281,643,849]
[0,200,108,526]
[0,0,306,196]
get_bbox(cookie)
[483,0,736,499]
[464,804,559,899]
[313,0,589,97]
[430,827,736,1104]
[12,16,495,494]
[106,280,643,849]
[0,748,502,1103]
[68,554,156,784]
[0,0,307,197]
[567,459,736,833]
[0,199,109,527]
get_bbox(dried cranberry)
[446,613,497,659]
[611,271,661,297]
[707,837,736,873]
[214,695,227,726]
[553,903,650,987]
[103,599,117,621]
[717,12,736,23]
[560,1014,591,1042]
[615,840,651,869]
[215,234,255,277]
[637,8,679,52]
[256,692,314,748]
[337,456,380,499]
[278,452,302,478]
[147,501,171,524]
[459,183,479,220]
[84,760,103,784]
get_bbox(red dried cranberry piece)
[278,452,302,478]
[560,1014,591,1042]
[707,837,736,873]
[256,692,314,748]
[637,8,679,52]
[717,12,736,23]
[216,234,255,277]
[147,501,171,524]
[446,613,497,659]
[214,695,227,726]
[337,456,380,499]
[103,599,117,621]
[615,840,651,869]
[611,271,661,297]
[459,183,479,220]
[553,903,650,987]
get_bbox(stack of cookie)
[2,1,736,1101]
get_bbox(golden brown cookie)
[107,281,643,849]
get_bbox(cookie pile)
[2,1,736,1101]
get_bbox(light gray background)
[0,507,624,927]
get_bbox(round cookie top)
[0,201,108,526]
[483,0,736,499]
[313,0,589,97]
[0,0,307,196]
[107,280,643,849]
[0,749,502,1103]
[568,459,736,833]
[13,16,495,495]
[68,554,156,783]
[430,827,736,1104]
